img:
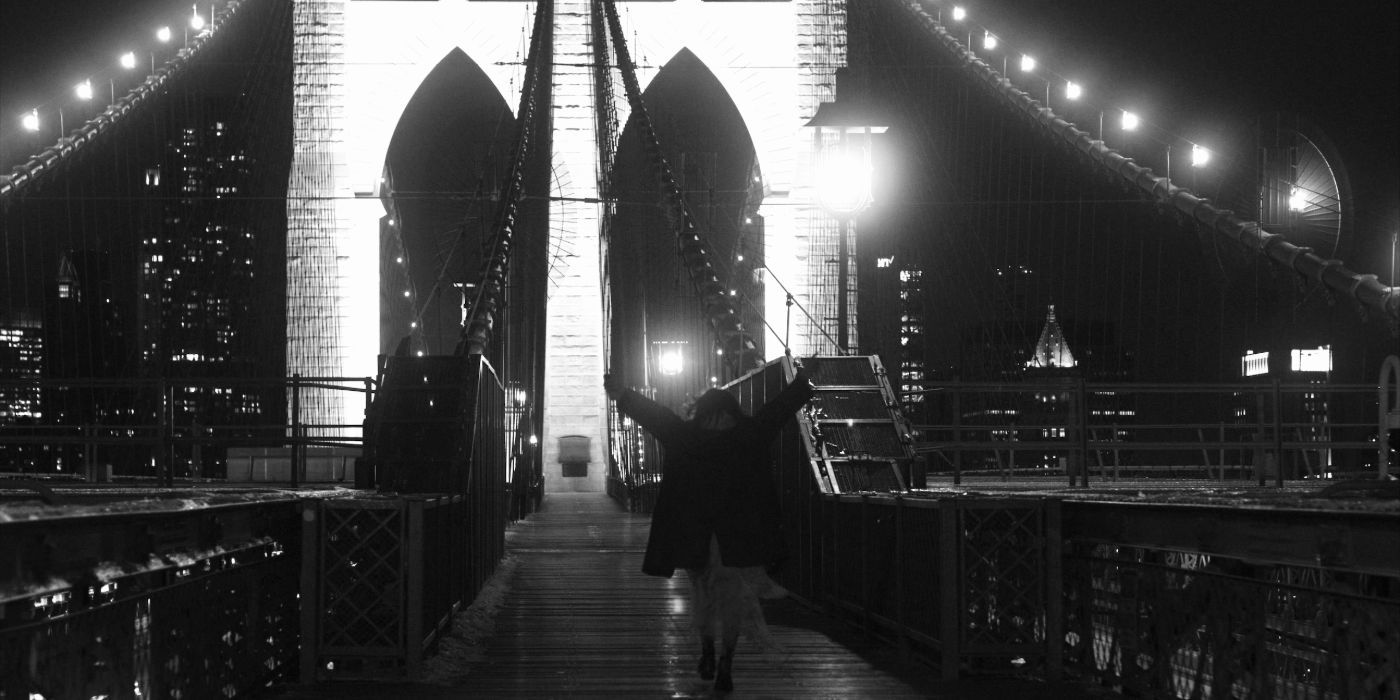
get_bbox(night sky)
[2,0,1396,269]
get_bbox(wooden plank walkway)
[266,492,1104,699]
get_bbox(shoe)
[697,652,716,680]
[714,656,733,692]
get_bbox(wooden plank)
[265,493,1101,699]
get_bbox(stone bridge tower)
[288,0,847,491]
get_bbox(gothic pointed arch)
[608,48,764,401]
[380,48,516,356]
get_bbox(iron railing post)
[299,499,320,684]
[938,499,959,680]
[1044,498,1063,681]
[951,379,962,485]
[860,494,870,636]
[1273,378,1284,487]
[894,494,909,660]
[290,374,301,487]
[406,498,425,676]
[158,378,171,487]
[1076,378,1090,487]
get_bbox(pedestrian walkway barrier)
[299,494,467,681]
[0,495,304,698]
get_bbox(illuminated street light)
[1065,82,1083,100]
[119,52,137,69]
[1020,55,1036,72]
[657,348,683,377]
[157,26,172,42]
[75,80,94,101]
[191,10,206,30]
[983,32,998,50]
[952,6,966,21]
[22,110,40,132]
[1121,110,1140,131]
[1190,144,1210,167]
[807,68,887,354]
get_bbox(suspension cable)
[894,0,1397,325]
[0,0,253,204]
[597,0,761,373]
[460,0,554,357]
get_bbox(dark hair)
[691,388,742,423]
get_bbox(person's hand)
[604,373,624,400]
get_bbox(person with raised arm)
[604,363,815,693]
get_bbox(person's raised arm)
[754,369,815,434]
[605,373,684,439]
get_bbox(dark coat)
[616,376,814,578]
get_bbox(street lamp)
[656,345,684,377]
[21,109,40,132]
[806,68,888,354]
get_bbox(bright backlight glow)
[815,143,874,216]
[1020,55,1036,72]
[1190,144,1210,167]
[75,80,94,100]
[157,26,172,42]
[22,110,39,132]
[983,32,997,49]
[952,6,966,21]
[1121,111,1140,131]
[191,11,206,30]
[119,52,137,69]
[1242,351,1269,377]
[658,350,683,376]
[1288,187,1307,211]
[1291,346,1331,373]
[1064,82,1082,100]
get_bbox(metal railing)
[0,495,304,698]
[908,380,1389,486]
[1062,505,1400,699]
[723,358,1400,695]
[0,376,374,486]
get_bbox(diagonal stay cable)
[460,0,554,356]
[598,0,762,372]
[894,0,1397,324]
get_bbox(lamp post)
[806,68,887,354]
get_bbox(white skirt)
[684,536,788,646]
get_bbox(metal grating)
[830,460,905,492]
[819,422,907,458]
[960,506,1046,653]
[320,505,405,652]
[809,389,889,418]
[1062,542,1400,699]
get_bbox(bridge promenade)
[265,491,1101,699]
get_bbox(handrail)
[0,0,248,201]
[893,0,1399,324]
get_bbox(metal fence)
[908,380,1390,486]
[816,493,1062,679]
[0,496,304,698]
[0,376,374,485]
[1062,525,1400,699]
[726,357,1400,695]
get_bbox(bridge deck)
[266,492,1100,699]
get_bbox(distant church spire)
[1027,304,1076,369]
